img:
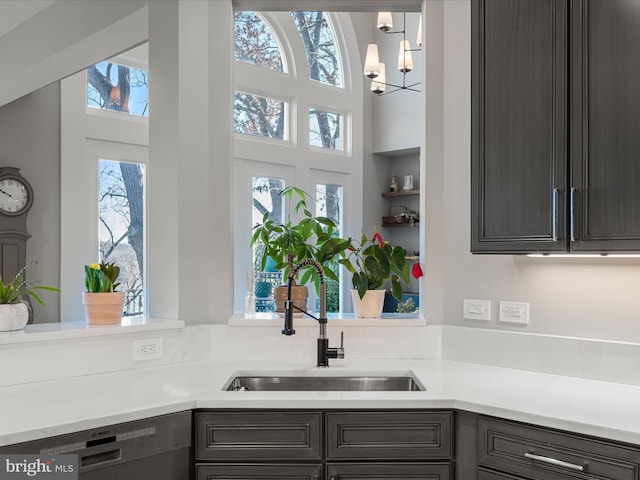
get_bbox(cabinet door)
[196,464,321,480]
[471,0,567,253]
[478,468,531,480]
[326,463,451,480]
[571,0,640,251]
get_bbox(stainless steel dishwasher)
[0,410,191,479]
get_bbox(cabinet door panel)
[571,0,640,250]
[326,411,452,460]
[472,0,567,252]
[196,464,321,480]
[327,462,451,480]
[195,411,321,461]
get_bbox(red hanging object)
[411,262,424,279]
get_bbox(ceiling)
[0,0,55,39]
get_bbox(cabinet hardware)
[524,452,584,472]
[552,188,559,241]
[569,186,576,242]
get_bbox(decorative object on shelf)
[363,12,422,95]
[250,186,350,313]
[339,230,410,318]
[389,175,398,192]
[396,297,416,313]
[0,261,59,331]
[244,268,256,318]
[83,261,125,325]
[382,206,420,227]
[403,174,414,191]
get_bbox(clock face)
[0,177,30,215]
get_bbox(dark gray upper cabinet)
[571,0,640,251]
[472,0,640,253]
[472,0,567,253]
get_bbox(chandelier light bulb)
[398,40,414,73]
[377,12,393,32]
[364,44,381,78]
[417,14,423,47]
[371,62,386,94]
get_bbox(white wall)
[427,0,640,343]
[0,84,61,323]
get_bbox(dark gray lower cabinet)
[195,410,453,480]
[327,463,451,479]
[478,415,640,480]
[197,464,322,480]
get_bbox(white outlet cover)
[463,299,491,321]
[499,301,530,325]
[133,338,163,361]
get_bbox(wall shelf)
[382,222,420,228]
[381,190,419,198]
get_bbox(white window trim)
[60,67,149,322]
[232,10,363,315]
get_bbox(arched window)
[234,11,284,72]
[291,12,342,87]
[233,11,363,315]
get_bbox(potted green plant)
[82,261,125,325]
[250,186,349,312]
[0,261,60,331]
[339,230,411,317]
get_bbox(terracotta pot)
[351,289,386,318]
[274,282,308,313]
[0,302,29,331]
[82,292,125,325]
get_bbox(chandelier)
[363,12,422,95]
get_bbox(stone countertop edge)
[1,358,639,447]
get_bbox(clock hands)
[0,188,11,197]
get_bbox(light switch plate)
[463,299,491,321]
[499,301,529,324]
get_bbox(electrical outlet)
[499,301,529,325]
[134,338,163,361]
[463,299,490,321]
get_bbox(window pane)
[309,109,342,150]
[291,11,342,87]
[88,62,149,116]
[235,91,285,139]
[252,177,285,312]
[235,11,284,72]
[316,183,343,313]
[99,160,145,316]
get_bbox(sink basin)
[224,374,425,391]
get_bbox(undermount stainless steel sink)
[224,373,425,391]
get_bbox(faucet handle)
[337,331,345,359]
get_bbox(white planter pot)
[0,302,29,331]
[351,289,386,318]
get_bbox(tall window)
[316,183,343,312]
[99,159,145,316]
[233,11,362,314]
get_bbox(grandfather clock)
[0,167,34,323]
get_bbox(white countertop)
[2,358,639,447]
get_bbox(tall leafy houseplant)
[340,230,410,307]
[82,262,125,325]
[250,186,349,309]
